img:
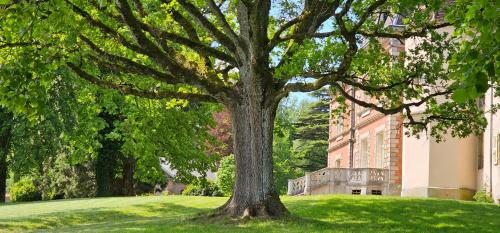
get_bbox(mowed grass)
[0,195,498,232]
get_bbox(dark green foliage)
[9,178,41,202]
[39,154,96,200]
[292,90,329,172]
[215,155,235,196]
[95,111,123,197]
[0,107,13,203]
[273,99,302,194]
[181,181,223,197]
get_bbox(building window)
[335,158,342,168]
[375,132,385,168]
[336,117,343,136]
[371,190,382,195]
[392,14,404,26]
[360,137,369,168]
[478,135,484,169]
[352,189,361,195]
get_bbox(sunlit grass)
[0,195,498,232]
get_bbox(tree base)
[214,195,289,219]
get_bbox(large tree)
[0,0,487,217]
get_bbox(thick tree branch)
[113,0,232,97]
[332,82,452,115]
[157,31,237,65]
[207,0,240,46]
[67,62,216,102]
[115,0,167,56]
[272,0,338,73]
[65,0,144,54]
[177,0,237,52]
[269,14,309,48]
[0,41,37,49]
[359,22,452,39]
[352,0,387,31]
[79,35,181,84]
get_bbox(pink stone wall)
[328,97,403,186]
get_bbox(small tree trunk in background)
[0,109,12,203]
[0,149,7,203]
[95,147,120,197]
[122,156,136,196]
[95,111,122,197]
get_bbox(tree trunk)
[0,146,7,203]
[122,156,136,196]
[0,109,12,203]
[217,89,288,218]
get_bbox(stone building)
[287,15,500,203]
[159,157,216,194]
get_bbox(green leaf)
[485,62,495,77]
[452,88,468,103]
[474,71,489,93]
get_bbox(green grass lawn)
[0,195,498,233]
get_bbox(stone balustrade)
[287,168,391,196]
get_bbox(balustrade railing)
[287,168,389,195]
[287,176,306,196]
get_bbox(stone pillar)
[287,179,293,196]
[304,172,312,195]
[385,114,402,195]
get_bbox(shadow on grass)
[0,196,498,233]
[282,196,500,232]
[0,201,211,232]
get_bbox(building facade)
[327,92,403,195]
[288,16,500,203]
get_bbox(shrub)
[39,154,96,200]
[181,181,223,197]
[215,155,235,196]
[10,178,42,202]
[473,188,494,203]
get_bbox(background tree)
[5,77,103,200]
[0,0,487,217]
[215,155,235,196]
[273,97,302,194]
[292,90,329,172]
[206,109,233,159]
[0,107,13,203]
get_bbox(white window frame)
[335,158,342,168]
[360,137,369,168]
[375,131,385,168]
[336,117,344,136]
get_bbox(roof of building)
[159,157,217,181]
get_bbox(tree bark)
[0,110,12,203]
[216,75,288,218]
[0,144,7,203]
[122,155,136,196]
